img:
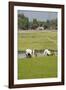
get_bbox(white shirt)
[26,49,32,55]
[43,49,51,55]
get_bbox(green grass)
[18,56,57,79]
[18,30,57,79]
[18,30,57,51]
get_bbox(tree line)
[18,14,57,30]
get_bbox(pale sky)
[18,10,57,21]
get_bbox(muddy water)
[18,50,57,59]
[18,53,26,59]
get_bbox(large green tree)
[18,14,29,30]
[50,19,57,30]
[32,19,38,29]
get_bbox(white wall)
[0,0,66,90]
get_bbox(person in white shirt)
[43,49,51,56]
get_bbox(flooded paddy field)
[18,49,57,59]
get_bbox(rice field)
[18,30,57,51]
[18,56,57,79]
[18,30,57,79]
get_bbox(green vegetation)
[31,19,39,29]
[18,31,57,51]
[18,30,57,79]
[18,13,57,30]
[18,14,29,30]
[18,56,57,79]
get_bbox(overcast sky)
[18,10,57,21]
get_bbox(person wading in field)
[43,49,51,56]
[26,49,35,58]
